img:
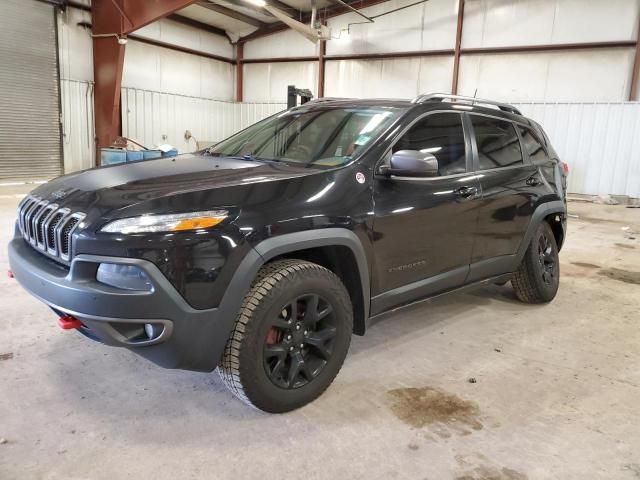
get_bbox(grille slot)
[17,195,85,264]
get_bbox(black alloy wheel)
[538,231,557,285]
[263,294,337,389]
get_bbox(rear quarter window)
[471,115,523,170]
[518,126,550,164]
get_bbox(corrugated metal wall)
[121,87,285,153]
[62,87,640,198]
[60,79,94,174]
[516,103,640,198]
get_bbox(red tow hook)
[58,315,82,330]
[7,270,14,278]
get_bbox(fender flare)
[215,228,370,340]
[515,200,566,264]
[253,229,371,321]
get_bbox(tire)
[511,221,560,304]
[218,259,353,413]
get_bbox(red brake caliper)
[266,327,281,345]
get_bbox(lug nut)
[289,346,294,352]
[285,335,292,341]
[303,330,308,336]
[299,344,304,349]
[295,324,301,330]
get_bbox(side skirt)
[365,273,512,329]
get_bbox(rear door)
[371,111,481,314]
[466,114,539,282]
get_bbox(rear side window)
[518,126,549,164]
[471,116,523,170]
[392,112,467,176]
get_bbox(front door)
[371,111,481,315]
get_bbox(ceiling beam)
[240,0,393,42]
[196,1,266,28]
[168,13,230,38]
[266,0,299,13]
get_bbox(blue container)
[101,148,126,166]
[161,148,179,157]
[142,150,162,160]
[126,150,144,162]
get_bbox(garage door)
[0,0,62,182]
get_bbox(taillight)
[562,162,569,175]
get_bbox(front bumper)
[8,237,229,371]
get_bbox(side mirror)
[381,150,439,178]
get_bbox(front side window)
[208,107,403,167]
[391,112,467,176]
[471,116,523,170]
[518,126,549,164]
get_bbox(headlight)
[100,210,228,234]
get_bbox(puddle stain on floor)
[597,268,640,285]
[615,243,636,249]
[0,352,13,361]
[571,262,601,269]
[455,465,528,480]
[386,387,483,434]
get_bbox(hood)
[30,153,323,216]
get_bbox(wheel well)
[273,246,366,336]
[545,213,565,251]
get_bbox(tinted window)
[519,126,549,163]
[392,112,467,176]
[471,116,523,170]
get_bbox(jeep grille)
[17,195,85,263]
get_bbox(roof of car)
[296,96,528,123]
[297,98,414,109]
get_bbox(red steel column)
[236,42,244,102]
[92,0,197,165]
[451,0,465,95]
[318,39,326,98]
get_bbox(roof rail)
[411,93,522,116]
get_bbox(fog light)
[96,263,153,291]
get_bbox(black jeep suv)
[9,93,567,412]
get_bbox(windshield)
[208,107,403,167]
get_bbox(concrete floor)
[0,187,639,480]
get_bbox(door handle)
[454,186,478,198]
[526,176,542,186]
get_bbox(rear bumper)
[8,237,229,371]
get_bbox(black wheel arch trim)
[515,200,566,264]
[250,228,371,324]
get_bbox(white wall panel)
[244,29,318,59]
[458,49,636,102]
[516,102,640,198]
[324,56,454,98]
[57,7,93,82]
[462,0,639,48]
[243,62,318,102]
[326,0,457,56]
[123,41,234,100]
[134,18,233,59]
[60,80,95,173]
[121,87,285,153]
